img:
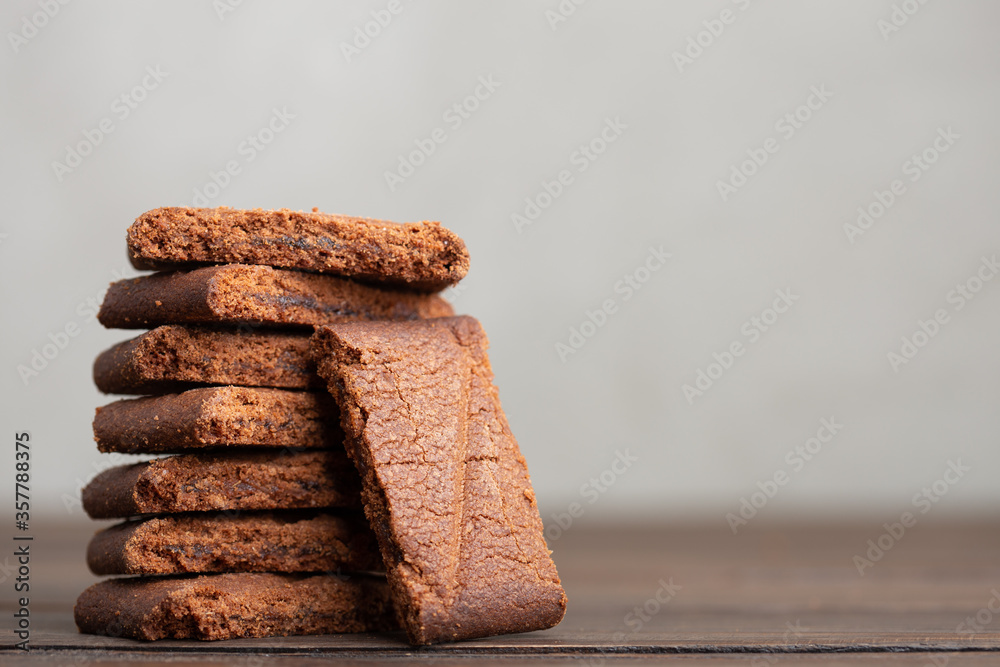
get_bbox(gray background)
[2,1,998,529]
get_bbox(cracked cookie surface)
[312,316,566,645]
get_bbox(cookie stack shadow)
[74,207,566,644]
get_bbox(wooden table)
[3,519,1000,664]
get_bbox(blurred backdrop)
[2,1,999,529]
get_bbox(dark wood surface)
[3,518,1000,664]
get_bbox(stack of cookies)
[75,207,566,645]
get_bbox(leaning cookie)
[75,572,397,640]
[312,316,567,645]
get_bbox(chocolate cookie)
[127,206,469,291]
[97,264,454,330]
[93,386,340,454]
[312,316,567,645]
[87,511,383,575]
[82,450,360,519]
[75,572,396,640]
[94,325,318,395]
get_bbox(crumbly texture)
[311,316,567,645]
[94,325,318,395]
[97,264,454,330]
[127,207,469,291]
[87,511,383,575]
[82,450,361,519]
[74,572,396,641]
[93,386,340,454]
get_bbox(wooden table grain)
[3,518,1000,664]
